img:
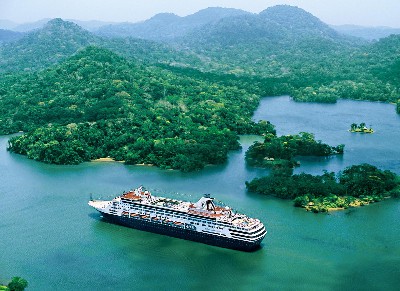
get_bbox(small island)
[246,163,400,213]
[349,122,374,133]
[245,131,344,169]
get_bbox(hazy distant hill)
[0,18,98,72]
[173,5,359,78]
[96,7,250,40]
[67,19,117,31]
[181,5,343,47]
[0,18,117,33]
[0,19,18,30]
[332,24,400,40]
[0,18,204,72]
[260,5,338,38]
[0,29,24,44]
[12,19,51,32]
[0,6,359,76]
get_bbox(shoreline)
[303,196,389,213]
[90,158,155,167]
[91,157,124,163]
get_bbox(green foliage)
[0,19,97,72]
[8,121,239,171]
[245,132,344,167]
[339,164,398,197]
[7,277,28,291]
[246,164,399,212]
[4,46,270,171]
[2,11,400,171]
[349,122,373,133]
[246,169,342,200]
[2,12,400,112]
[173,7,400,108]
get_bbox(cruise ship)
[89,186,266,251]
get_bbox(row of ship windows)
[123,204,219,224]
[125,210,224,230]
[189,222,223,230]
[115,205,253,232]
[119,205,224,230]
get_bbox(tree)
[339,164,397,197]
[7,277,28,291]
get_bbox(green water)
[1,97,399,290]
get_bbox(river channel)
[1,96,399,290]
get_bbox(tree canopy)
[246,164,400,212]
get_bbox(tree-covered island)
[245,132,344,169]
[246,164,400,213]
[349,122,374,133]
[245,134,399,212]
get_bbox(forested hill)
[332,24,400,41]
[0,29,24,44]
[3,46,274,170]
[181,5,343,47]
[0,6,399,106]
[367,35,400,85]
[259,5,337,38]
[0,18,203,73]
[2,5,400,169]
[0,18,97,72]
[178,5,353,62]
[96,7,250,40]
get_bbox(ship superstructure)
[89,186,266,251]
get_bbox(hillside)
[0,29,24,43]
[173,6,399,104]
[0,18,205,73]
[179,5,352,57]
[0,18,98,72]
[332,24,400,40]
[1,6,399,111]
[3,46,272,170]
[2,5,400,171]
[367,34,400,84]
[96,7,249,41]
[174,5,359,94]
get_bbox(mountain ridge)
[0,18,98,72]
[96,7,250,40]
